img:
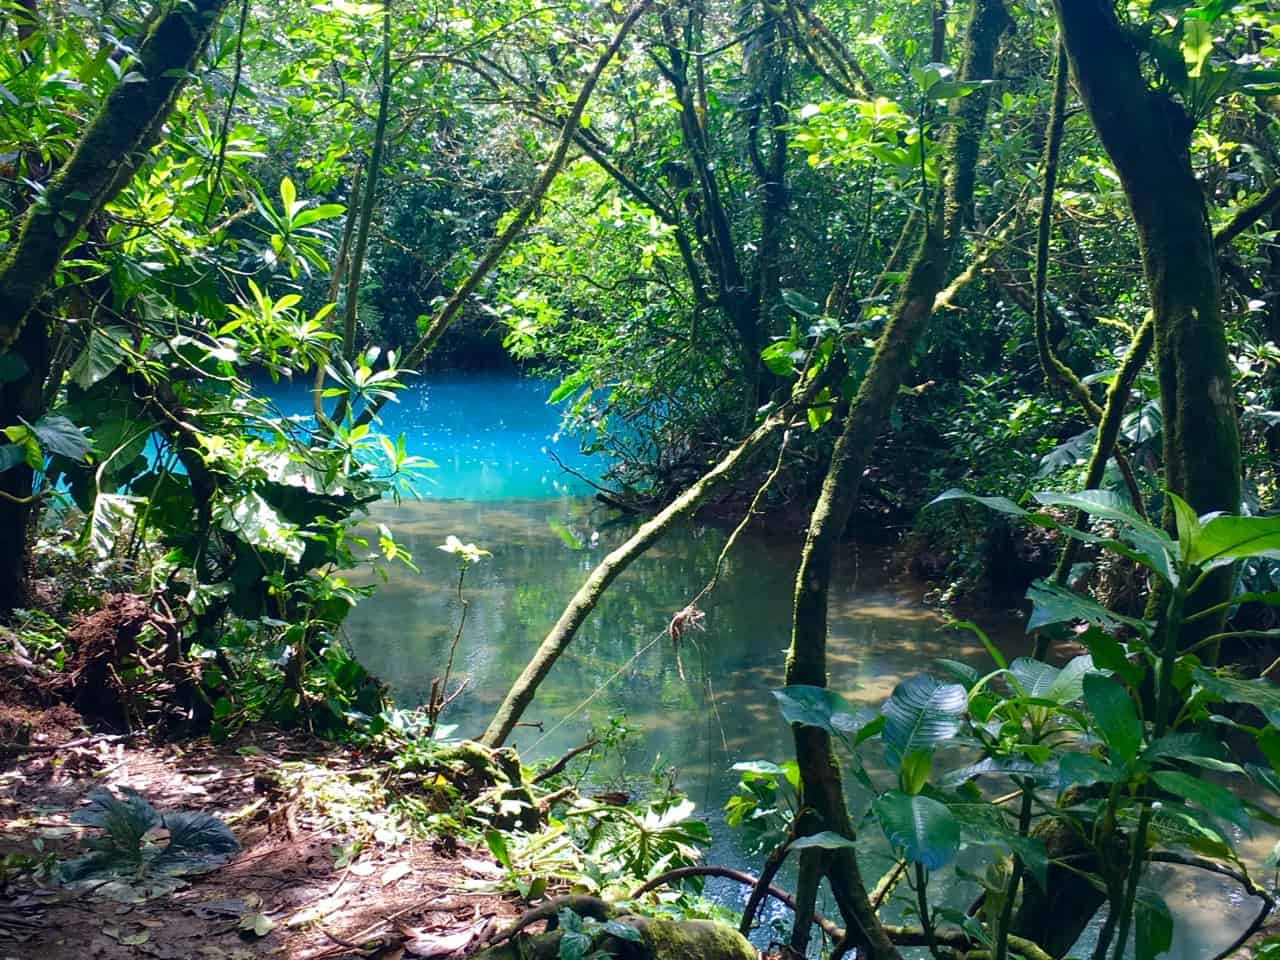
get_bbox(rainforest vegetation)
[10,0,1280,958]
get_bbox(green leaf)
[772,685,873,736]
[1026,580,1151,638]
[291,203,347,228]
[789,830,858,852]
[1135,887,1174,960]
[33,414,90,462]
[279,176,297,216]
[1168,491,1200,559]
[872,791,960,869]
[0,444,26,473]
[940,756,1059,788]
[548,370,589,404]
[1180,19,1213,78]
[781,288,821,318]
[1188,514,1280,569]
[1083,674,1143,765]
[214,493,304,562]
[87,494,141,559]
[1152,770,1251,831]
[69,326,128,389]
[1193,667,1280,714]
[1059,752,1125,786]
[602,920,643,942]
[1138,732,1227,771]
[881,675,967,768]
[485,829,513,871]
[153,811,239,876]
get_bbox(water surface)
[328,372,1264,958]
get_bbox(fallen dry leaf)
[381,862,411,887]
[402,926,476,958]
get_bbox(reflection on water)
[344,495,1265,958]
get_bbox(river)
[290,372,1264,958]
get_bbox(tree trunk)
[1054,0,1241,643]
[781,0,1010,955]
[480,382,820,747]
[0,0,230,611]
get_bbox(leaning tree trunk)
[1054,0,1241,645]
[780,0,1010,956]
[479,379,825,747]
[0,0,230,611]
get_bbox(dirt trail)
[0,725,516,960]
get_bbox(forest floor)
[0,695,519,960]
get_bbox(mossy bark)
[1055,0,1241,641]
[480,383,818,747]
[472,916,755,960]
[780,1,1010,956]
[0,0,229,346]
[0,0,229,611]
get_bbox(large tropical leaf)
[772,685,873,736]
[1152,770,1251,831]
[881,675,966,768]
[1135,887,1173,960]
[69,326,128,389]
[1083,674,1143,765]
[1026,580,1151,638]
[871,791,960,870]
[1189,514,1280,570]
[1193,667,1280,715]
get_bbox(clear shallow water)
[264,371,603,500]
[318,373,1264,958]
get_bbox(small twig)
[532,737,599,784]
[547,448,633,507]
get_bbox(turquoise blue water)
[324,373,1259,959]
[263,371,604,500]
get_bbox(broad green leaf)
[1026,580,1151,638]
[69,326,128,389]
[872,791,960,870]
[789,831,858,852]
[602,920,643,942]
[781,288,821,318]
[940,756,1059,789]
[548,370,589,404]
[1148,807,1233,860]
[1135,887,1174,960]
[279,176,297,215]
[1083,674,1143,765]
[773,685,872,736]
[1180,19,1213,78]
[1188,514,1280,569]
[1009,657,1058,698]
[881,674,967,767]
[33,414,90,462]
[291,203,346,228]
[1168,491,1200,559]
[214,493,304,562]
[1152,770,1250,831]
[1193,667,1280,714]
[928,488,1030,519]
[1059,752,1125,786]
[1139,731,1226,771]
[88,494,141,559]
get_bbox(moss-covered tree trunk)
[1054,0,1241,641]
[480,385,817,747]
[780,0,1010,955]
[0,0,230,610]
